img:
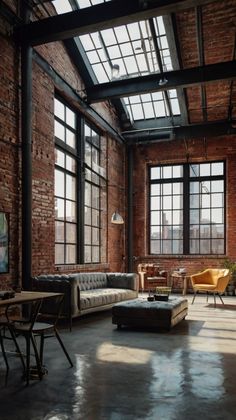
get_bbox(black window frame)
[149,161,226,256]
[54,95,103,265]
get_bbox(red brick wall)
[132,135,236,290]
[0,9,126,288]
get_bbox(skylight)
[53,0,181,122]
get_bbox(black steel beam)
[15,0,220,46]
[86,60,236,102]
[122,120,236,144]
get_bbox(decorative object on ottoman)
[155,286,172,301]
[112,297,188,331]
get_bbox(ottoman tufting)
[112,297,188,330]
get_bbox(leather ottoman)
[112,297,188,330]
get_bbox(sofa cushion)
[79,288,137,310]
[77,273,108,291]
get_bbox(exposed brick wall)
[0,14,21,289]
[132,135,236,291]
[0,8,126,288]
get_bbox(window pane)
[55,121,65,141]
[55,149,65,168]
[190,209,199,224]
[201,194,210,208]
[66,175,76,200]
[162,240,171,254]
[92,210,99,227]
[92,186,100,209]
[163,196,172,209]
[66,129,76,149]
[212,239,224,254]
[66,245,76,264]
[85,207,91,224]
[173,227,183,239]
[150,184,160,195]
[200,225,211,238]
[66,108,75,128]
[150,240,160,254]
[92,228,99,245]
[212,180,224,192]
[190,240,199,254]
[150,167,160,180]
[190,225,199,238]
[151,197,160,211]
[163,211,172,225]
[66,223,76,243]
[151,211,160,225]
[84,226,91,244]
[55,221,64,242]
[173,240,183,254]
[85,142,91,166]
[200,163,210,176]
[85,183,91,206]
[66,156,76,173]
[85,245,91,263]
[55,170,64,197]
[190,194,199,208]
[163,183,172,195]
[151,226,160,240]
[213,224,224,238]
[55,244,64,264]
[190,164,199,177]
[54,99,64,120]
[55,198,64,220]
[200,239,210,254]
[200,209,210,223]
[212,193,223,207]
[212,208,224,224]
[212,162,224,176]
[92,247,99,263]
[66,201,76,222]
[162,166,172,178]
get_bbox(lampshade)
[111,211,124,224]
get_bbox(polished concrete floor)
[0,294,236,420]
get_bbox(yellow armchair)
[190,268,230,306]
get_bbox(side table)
[171,272,188,295]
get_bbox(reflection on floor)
[1,294,236,420]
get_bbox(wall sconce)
[111,210,124,225]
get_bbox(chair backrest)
[38,294,65,327]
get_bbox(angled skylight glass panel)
[53,0,73,14]
[124,89,180,121]
[79,16,173,83]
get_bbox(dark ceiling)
[13,0,236,143]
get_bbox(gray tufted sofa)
[32,272,139,329]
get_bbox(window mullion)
[78,115,85,264]
[183,163,189,255]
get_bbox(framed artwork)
[0,212,9,273]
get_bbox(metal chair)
[13,294,73,384]
[0,326,9,371]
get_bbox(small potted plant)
[223,258,236,296]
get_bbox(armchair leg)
[191,291,197,304]
[213,293,216,307]
[206,291,209,303]
[218,293,225,305]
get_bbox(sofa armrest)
[107,273,139,291]
[32,275,79,320]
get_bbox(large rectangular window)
[149,162,225,255]
[54,97,103,265]
[84,123,102,263]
